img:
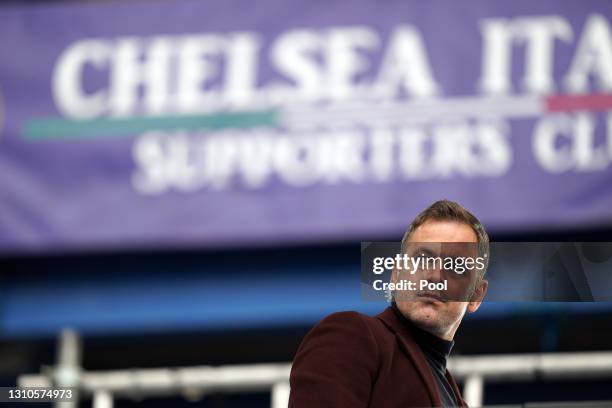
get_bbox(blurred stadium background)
[1,0,612,407]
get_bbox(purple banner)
[1,0,612,253]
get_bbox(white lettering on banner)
[131,121,511,194]
[479,16,573,95]
[564,14,612,93]
[53,39,114,119]
[47,13,612,194]
[533,113,612,173]
[270,29,325,103]
[175,34,227,113]
[324,27,378,100]
[53,24,440,117]
[52,15,612,115]
[110,37,173,116]
[374,25,440,98]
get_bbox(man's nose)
[421,263,443,283]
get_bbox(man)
[289,200,489,407]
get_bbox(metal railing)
[16,329,612,408]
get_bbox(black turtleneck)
[392,303,459,407]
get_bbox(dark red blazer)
[289,307,468,407]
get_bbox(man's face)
[393,219,488,340]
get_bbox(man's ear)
[467,278,488,313]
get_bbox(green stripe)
[23,110,279,140]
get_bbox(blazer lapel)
[445,370,468,407]
[377,307,443,407]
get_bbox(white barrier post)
[271,382,290,408]
[463,374,484,407]
[93,390,113,408]
[54,329,81,408]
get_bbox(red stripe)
[546,93,612,112]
